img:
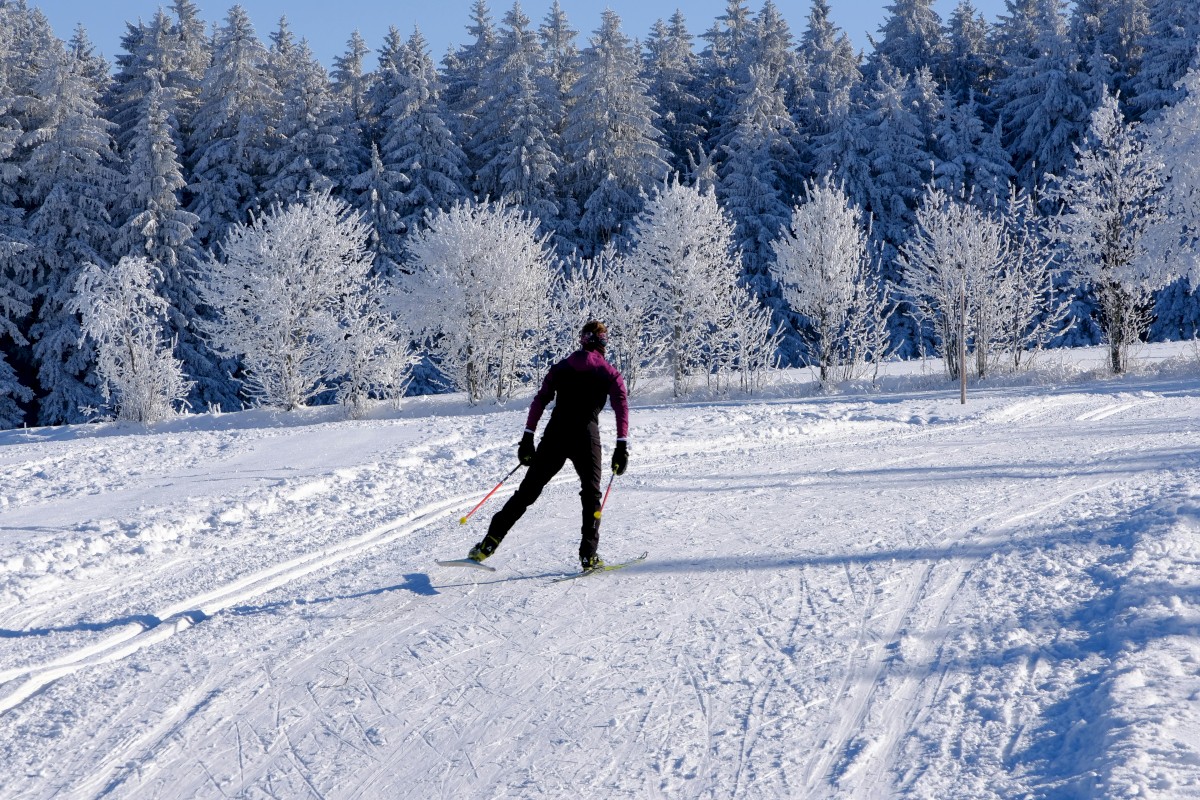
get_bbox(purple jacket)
[526,349,629,440]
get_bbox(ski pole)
[459,464,523,525]
[593,474,616,520]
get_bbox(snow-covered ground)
[3,344,1200,799]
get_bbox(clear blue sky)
[35,1,1009,67]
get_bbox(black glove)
[518,432,536,466]
[611,441,628,476]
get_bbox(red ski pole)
[593,474,616,521]
[459,464,523,525]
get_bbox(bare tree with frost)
[198,192,391,410]
[771,177,892,385]
[901,188,1008,380]
[625,178,777,397]
[402,200,554,404]
[72,256,191,423]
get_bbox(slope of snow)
[2,345,1200,798]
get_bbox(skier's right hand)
[611,440,628,475]
[518,432,536,466]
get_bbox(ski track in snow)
[2,361,1200,798]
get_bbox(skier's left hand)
[611,440,628,475]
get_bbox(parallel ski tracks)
[0,391,1150,721]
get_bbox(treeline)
[1,0,1199,427]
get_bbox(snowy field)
[3,343,1200,799]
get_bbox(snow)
[3,344,1200,798]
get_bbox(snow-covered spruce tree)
[1050,88,1165,374]
[718,63,800,290]
[471,4,561,227]
[198,192,378,410]
[644,12,706,177]
[380,29,467,240]
[991,0,1093,191]
[0,15,34,428]
[901,188,1009,380]
[1128,0,1200,120]
[403,200,553,404]
[866,0,947,81]
[187,6,278,248]
[771,177,892,385]
[562,9,668,256]
[442,0,497,178]
[795,0,862,167]
[932,89,1013,205]
[71,257,191,423]
[24,37,121,424]
[262,39,341,207]
[944,0,997,104]
[625,178,776,397]
[330,29,374,183]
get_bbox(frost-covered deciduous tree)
[327,279,416,418]
[553,245,663,395]
[771,177,892,384]
[1050,88,1164,373]
[901,189,1008,379]
[1141,65,1200,289]
[403,200,554,404]
[199,192,379,409]
[72,256,190,423]
[625,178,776,397]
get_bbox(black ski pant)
[485,422,603,560]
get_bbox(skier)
[469,320,629,570]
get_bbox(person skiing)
[469,320,629,570]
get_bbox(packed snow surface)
[3,346,1200,798]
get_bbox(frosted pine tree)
[562,10,668,255]
[796,0,861,147]
[365,27,406,147]
[538,0,579,143]
[698,1,756,159]
[24,39,122,424]
[380,30,467,239]
[350,142,406,277]
[1128,0,1200,120]
[644,12,705,176]
[932,89,1013,204]
[718,64,800,288]
[0,66,31,427]
[331,31,374,184]
[867,0,947,81]
[72,257,191,423]
[402,200,554,404]
[167,0,211,134]
[1050,88,1165,373]
[1071,0,1149,103]
[944,0,996,104]
[187,6,278,247]
[992,0,1093,190]
[443,0,497,181]
[472,4,561,227]
[772,178,892,384]
[263,39,341,205]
